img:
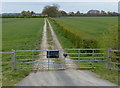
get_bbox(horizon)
[2,2,118,13]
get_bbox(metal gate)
[13,50,65,70]
[13,49,108,70]
[65,49,108,69]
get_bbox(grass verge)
[91,68,119,85]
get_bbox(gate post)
[64,50,66,69]
[78,50,80,65]
[48,57,49,71]
[12,50,16,70]
[32,50,34,69]
[107,48,111,69]
[92,50,94,68]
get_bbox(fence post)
[12,50,16,70]
[64,50,66,69]
[32,50,34,69]
[48,56,49,71]
[107,48,111,69]
[92,50,94,68]
[78,50,80,65]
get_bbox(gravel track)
[16,18,118,86]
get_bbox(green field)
[55,17,118,40]
[50,17,118,49]
[2,18,44,86]
[2,17,119,85]
[50,17,119,85]
[3,18,44,52]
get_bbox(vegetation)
[49,17,98,48]
[46,20,55,49]
[54,17,118,66]
[21,10,32,17]
[54,17,117,47]
[92,68,119,85]
[49,19,74,49]
[42,4,60,17]
[49,17,119,85]
[100,25,118,49]
[2,18,44,86]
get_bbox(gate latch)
[63,53,67,58]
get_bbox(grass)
[49,17,119,85]
[55,17,118,41]
[2,18,44,51]
[49,19,74,49]
[2,18,44,86]
[91,68,119,85]
[46,21,55,50]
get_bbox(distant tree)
[107,11,113,15]
[27,10,31,16]
[60,10,67,16]
[75,11,80,15]
[21,11,27,16]
[31,11,35,15]
[42,4,60,17]
[21,10,31,17]
[100,10,106,15]
[112,12,118,16]
[69,12,75,15]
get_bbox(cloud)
[2,0,119,2]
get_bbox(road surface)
[16,18,118,86]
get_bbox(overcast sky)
[1,0,119,13]
[1,0,120,2]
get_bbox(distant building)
[32,13,40,16]
[87,10,100,14]
[2,13,23,16]
[41,14,48,17]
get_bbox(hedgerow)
[49,17,98,48]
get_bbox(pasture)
[3,18,44,52]
[2,18,44,86]
[49,17,119,85]
[50,17,118,49]
[55,17,118,40]
[2,17,119,85]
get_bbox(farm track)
[47,19,77,69]
[16,18,118,86]
[34,18,49,70]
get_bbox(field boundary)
[13,49,106,70]
[1,49,120,71]
[108,50,120,71]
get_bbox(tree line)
[41,5,119,17]
[2,4,119,18]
